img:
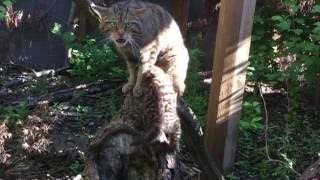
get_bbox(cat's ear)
[134,7,149,17]
[89,2,111,21]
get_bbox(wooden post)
[205,0,256,172]
[171,0,190,38]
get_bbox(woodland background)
[0,0,319,179]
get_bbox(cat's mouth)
[115,38,128,47]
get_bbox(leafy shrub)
[185,48,208,127]
[249,0,320,91]
[0,103,30,129]
[0,0,13,19]
[51,23,126,81]
[231,0,320,178]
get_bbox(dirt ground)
[0,65,201,179]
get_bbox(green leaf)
[312,5,320,13]
[314,22,320,29]
[293,29,303,35]
[295,18,305,25]
[0,6,6,12]
[3,0,12,8]
[271,15,283,21]
[276,20,292,31]
[0,12,5,19]
[62,32,76,43]
[51,23,62,35]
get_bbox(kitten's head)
[90,0,148,48]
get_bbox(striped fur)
[91,0,189,96]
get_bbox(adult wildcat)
[90,0,189,96]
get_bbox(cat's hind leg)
[133,63,153,97]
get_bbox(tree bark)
[300,158,320,180]
[171,0,190,39]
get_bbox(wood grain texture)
[205,0,256,171]
[171,0,190,39]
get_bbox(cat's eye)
[125,22,132,27]
[106,21,117,28]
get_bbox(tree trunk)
[171,0,190,39]
[300,158,320,180]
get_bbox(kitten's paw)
[174,82,186,96]
[122,83,134,94]
[133,86,143,97]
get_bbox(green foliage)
[51,23,126,81]
[0,103,30,129]
[185,48,208,127]
[249,1,320,91]
[52,103,64,112]
[28,76,49,94]
[75,105,89,114]
[0,0,14,19]
[230,1,320,178]
[233,94,320,179]
[69,160,83,174]
[96,89,123,117]
[240,99,263,133]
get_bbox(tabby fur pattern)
[90,0,189,96]
[120,65,181,152]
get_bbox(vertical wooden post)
[205,0,256,172]
[171,0,190,38]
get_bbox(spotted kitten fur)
[120,65,181,151]
[90,0,189,96]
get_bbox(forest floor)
[0,65,202,179]
[1,63,319,179]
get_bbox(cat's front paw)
[122,83,134,94]
[133,86,142,97]
[174,82,186,96]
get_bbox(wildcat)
[90,0,189,96]
[119,64,181,152]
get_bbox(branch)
[258,83,301,177]
[177,98,224,180]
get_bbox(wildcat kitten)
[120,64,181,152]
[90,0,189,96]
[84,65,181,179]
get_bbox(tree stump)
[83,66,181,180]
[300,159,320,180]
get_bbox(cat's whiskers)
[99,37,113,44]
[128,38,141,57]
[128,41,137,56]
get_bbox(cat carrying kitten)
[90,0,189,96]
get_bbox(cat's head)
[90,0,148,48]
